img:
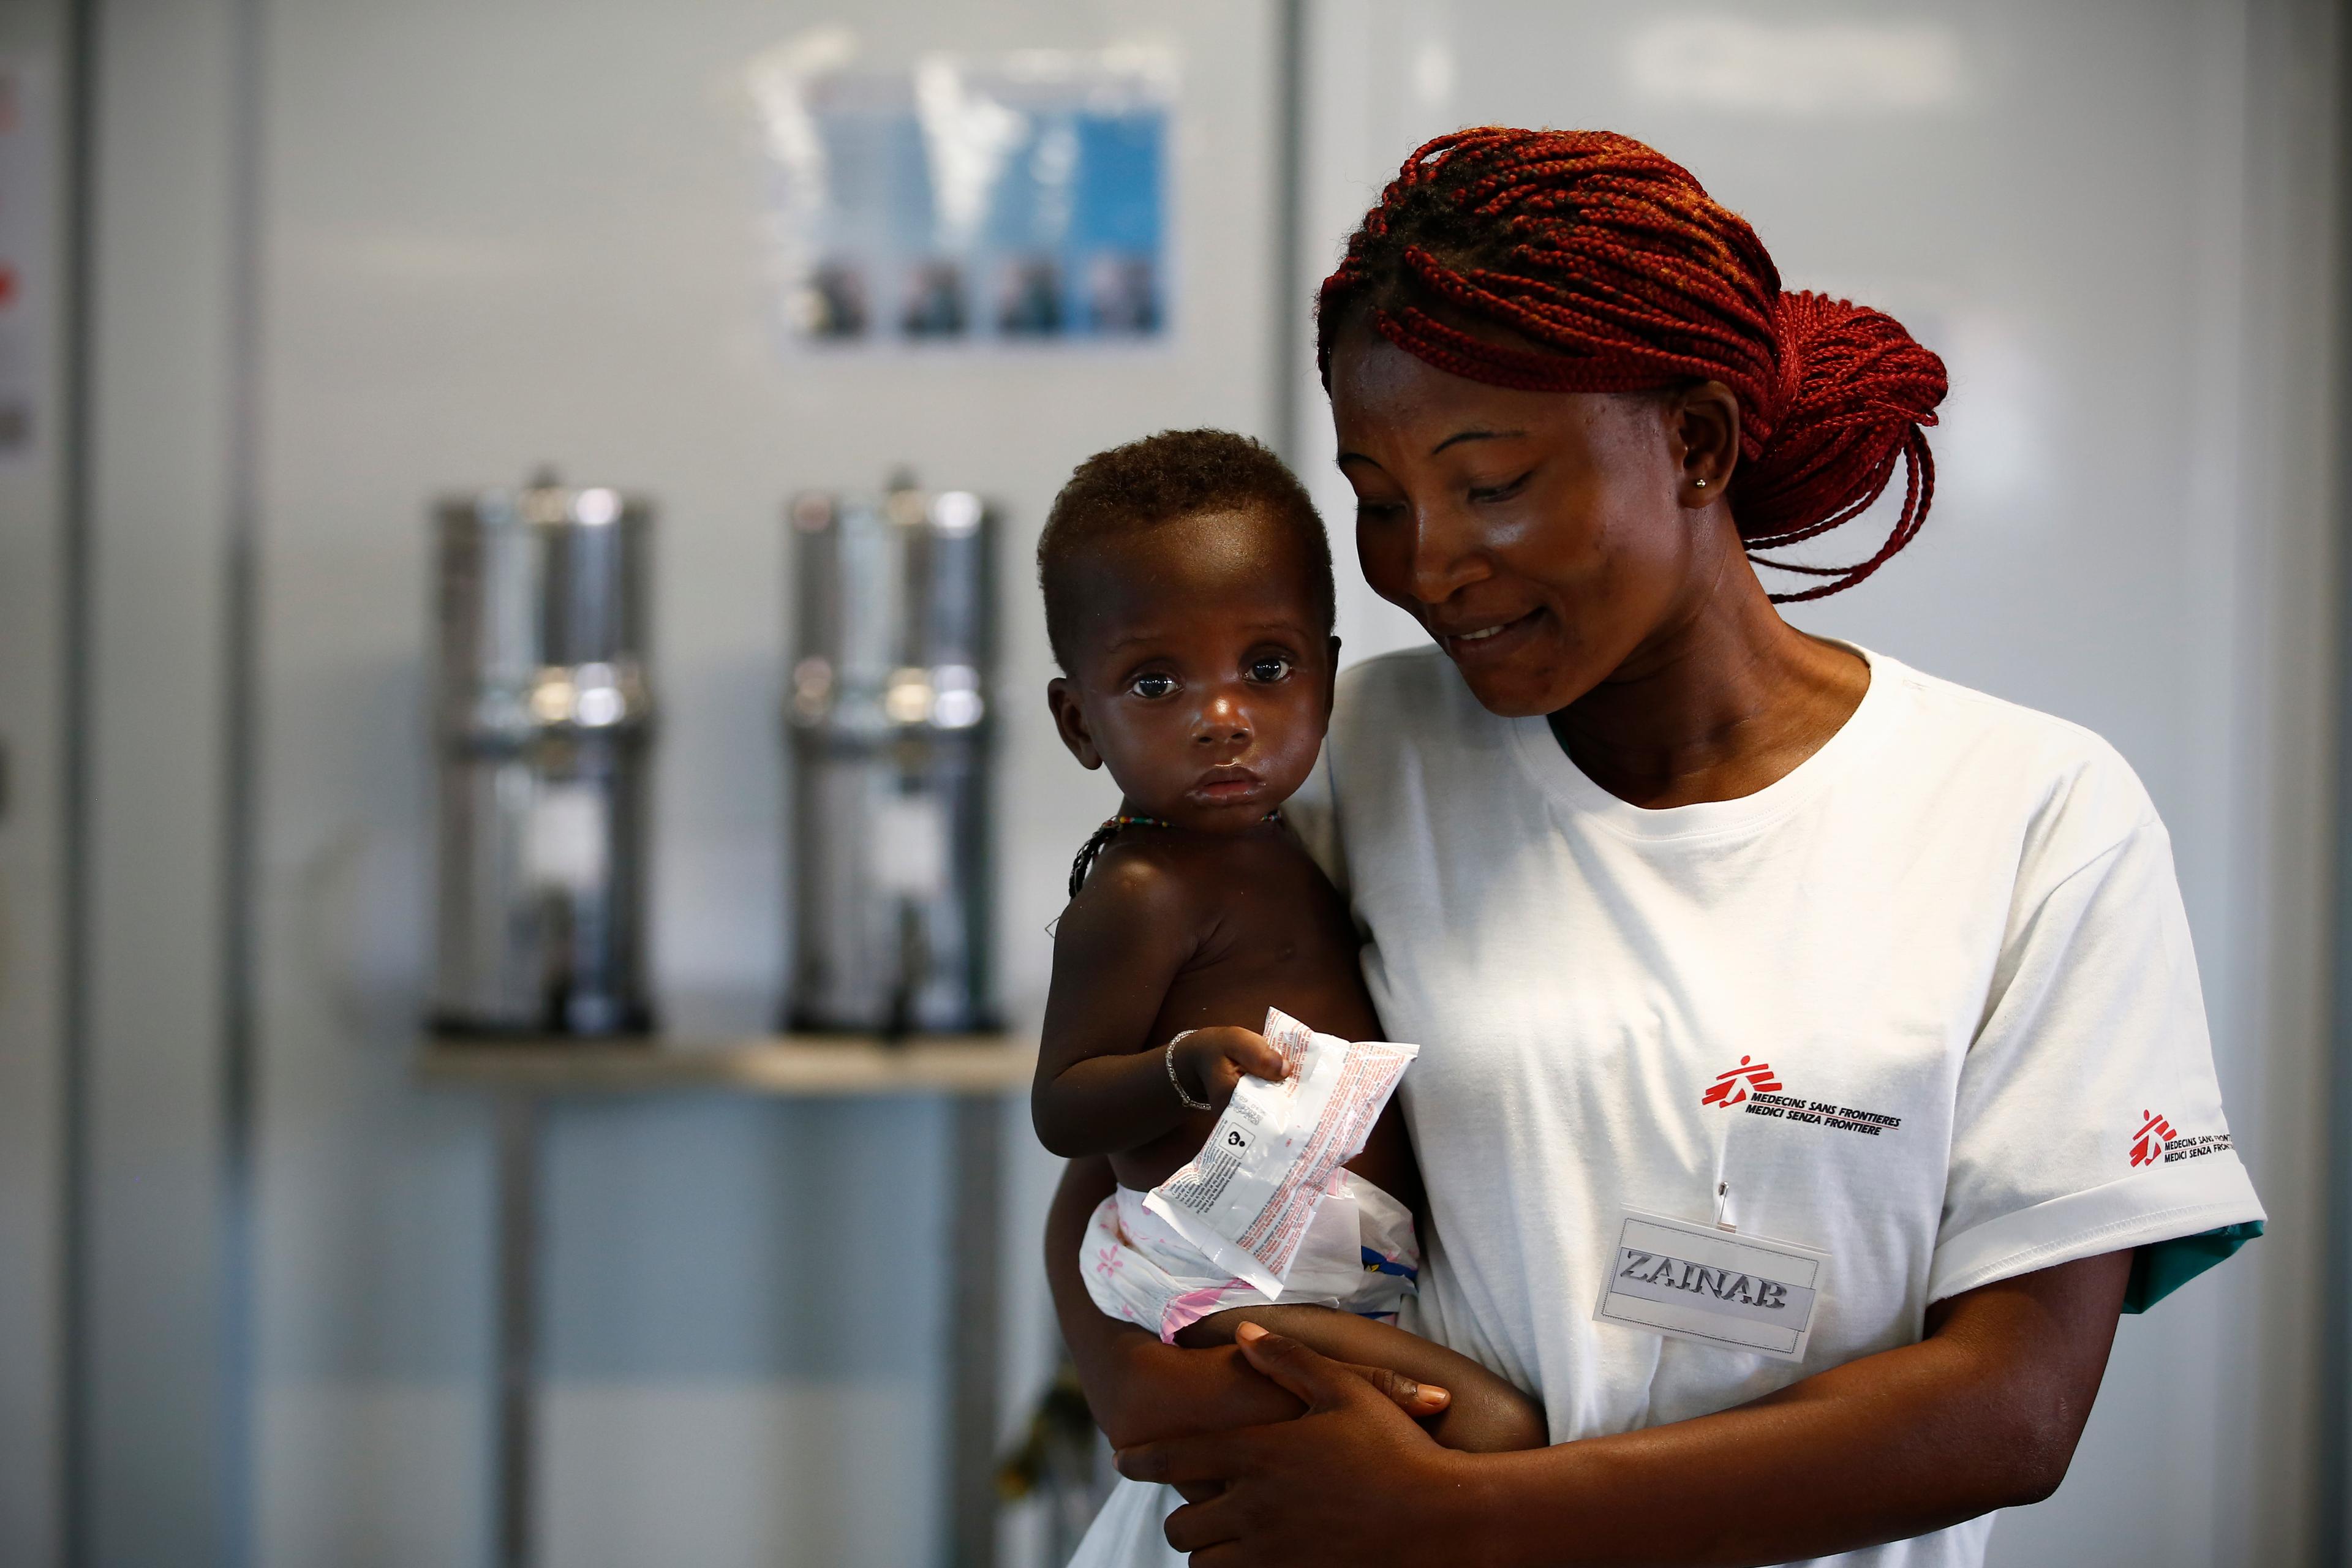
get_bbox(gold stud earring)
[1694,478,1709,489]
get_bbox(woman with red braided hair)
[1046,129,2263,1567]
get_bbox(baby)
[1030,429,1543,1452]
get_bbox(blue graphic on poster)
[752,40,1174,348]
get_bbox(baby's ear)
[1322,636,1343,710]
[1046,677,1104,769]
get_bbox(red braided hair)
[1316,128,1948,601]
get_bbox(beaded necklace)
[1066,810,1281,899]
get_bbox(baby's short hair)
[1038,429,1334,671]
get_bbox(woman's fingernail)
[1419,1384,1450,1406]
[1235,1321,1267,1343]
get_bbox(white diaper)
[1080,1169,1419,1344]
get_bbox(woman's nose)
[1403,505,1491,608]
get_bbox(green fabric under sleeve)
[2124,1221,2264,1313]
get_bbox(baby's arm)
[1177,1306,1547,1453]
[1032,853,1289,1158]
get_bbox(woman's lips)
[1438,606,1546,665]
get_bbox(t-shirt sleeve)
[1926,813,2265,1308]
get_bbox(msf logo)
[1702,1056,1782,1110]
[2130,1109,2176,1169]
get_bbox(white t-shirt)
[1071,644,2264,1568]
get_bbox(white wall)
[1294,2,2341,1563]
[241,1,1281,1564]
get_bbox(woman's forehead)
[1329,337,1637,466]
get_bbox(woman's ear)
[1670,379,1741,507]
[1047,677,1104,769]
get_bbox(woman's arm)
[1046,1156,1449,1450]
[1180,1306,1545,1453]
[1118,1249,2133,1567]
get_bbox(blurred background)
[1,0,2349,1564]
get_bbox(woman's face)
[1328,325,1738,717]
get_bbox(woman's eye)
[1355,499,1404,521]
[1468,471,1532,504]
[1129,673,1177,699]
[1248,657,1293,682]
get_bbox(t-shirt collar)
[1507,641,1898,842]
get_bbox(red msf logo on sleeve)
[1702,1056,1782,1109]
[2130,1109,2177,1168]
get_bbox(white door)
[1294,3,2335,1564]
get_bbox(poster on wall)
[0,57,52,464]
[750,36,1174,352]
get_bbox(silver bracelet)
[1166,1030,1212,1110]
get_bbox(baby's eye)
[1129,673,1177,699]
[1248,655,1293,683]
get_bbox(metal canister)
[431,470,655,1036]
[786,474,995,1034]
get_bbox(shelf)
[417,1032,1036,1098]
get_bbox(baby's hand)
[1172,1027,1291,1112]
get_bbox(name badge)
[1594,1209,1826,1362]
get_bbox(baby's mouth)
[1190,767,1266,805]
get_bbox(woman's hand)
[1116,1253,2132,1568]
[1117,1324,1483,1564]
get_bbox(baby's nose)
[1194,698,1251,744]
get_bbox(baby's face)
[1048,507,1336,832]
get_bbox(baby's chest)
[1158,897,1378,1042]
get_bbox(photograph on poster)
[751,42,1173,352]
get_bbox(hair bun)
[1319,130,1952,601]
[1737,292,1949,601]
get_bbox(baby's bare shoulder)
[1063,827,1334,943]
[1061,835,1219,936]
